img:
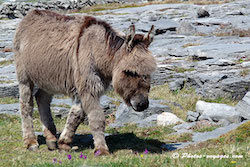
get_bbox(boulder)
[235,91,250,120]
[110,100,171,127]
[157,112,184,126]
[176,21,196,35]
[197,8,210,18]
[196,100,242,123]
[186,110,200,122]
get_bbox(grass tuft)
[0,60,14,66]
[193,125,221,133]
[0,97,19,104]
[240,69,250,77]
[149,84,200,120]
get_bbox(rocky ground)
[0,0,249,153]
[93,0,250,99]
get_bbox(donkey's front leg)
[58,97,85,151]
[87,104,109,155]
[81,94,109,155]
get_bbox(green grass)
[0,80,14,84]
[106,124,175,141]
[51,104,71,109]
[149,84,200,120]
[75,3,146,14]
[172,67,195,73]
[0,97,19,104]
[202,96,238,106]
[0,60,14,66]
[0,18,9,20]
[165,132,193,143]
[240,69,250,77]
[0,114,248,167]
[193,125,221,133]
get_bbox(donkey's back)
[14,10,83,94]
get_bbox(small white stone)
[157,112,184,126]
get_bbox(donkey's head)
[112,25,156,111]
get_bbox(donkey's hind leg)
[19,81,39,151]
[35,89,57,150]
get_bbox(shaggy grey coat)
[14,10,156,154]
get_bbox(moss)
[149,84,200,120]
[240,69,250,77]
[0,80,14,84]
[202,96,238,106]
[193,125,221,133]
[51,104,71,109]
[75,3,146,14]
[0,97,19,104]
[172,67,195,73]
[165,133,193,142]
[0,60,14,66]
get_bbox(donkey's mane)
[80,16,125,56]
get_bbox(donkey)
[13,10,156,155]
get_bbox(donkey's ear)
[144,25,155,47]
[125,24,136,50]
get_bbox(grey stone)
[192,121,248,143]
[51,98,72,106]
[187,110,199,118]
[241,62,250,68]
[198,115,213,122]
[196,100,243,123]
[186,115,197,122]
[173,122,196,131]
[0,103,19,115]
[110,99,171,127]
[197,8,210,18]
[0,83,19,98]
[137,114,158,127]
[217,119,231,127]
[168,79,185,91]
[53,107,69,119]
[176,21,196,35]
[162,120,248,151]
[100,95,117,110]
[235,91,250,120]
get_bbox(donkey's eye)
[123,70,139,77]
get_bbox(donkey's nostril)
[136,99,149,111]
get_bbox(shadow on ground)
[38,133,172,154]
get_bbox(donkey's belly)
[26,61,73,95]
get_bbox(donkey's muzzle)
[131,98,149,112]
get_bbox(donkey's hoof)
[28,144,39,151]
[94,148,110,156]
[58,143,71,151]
[46,140,57,150]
